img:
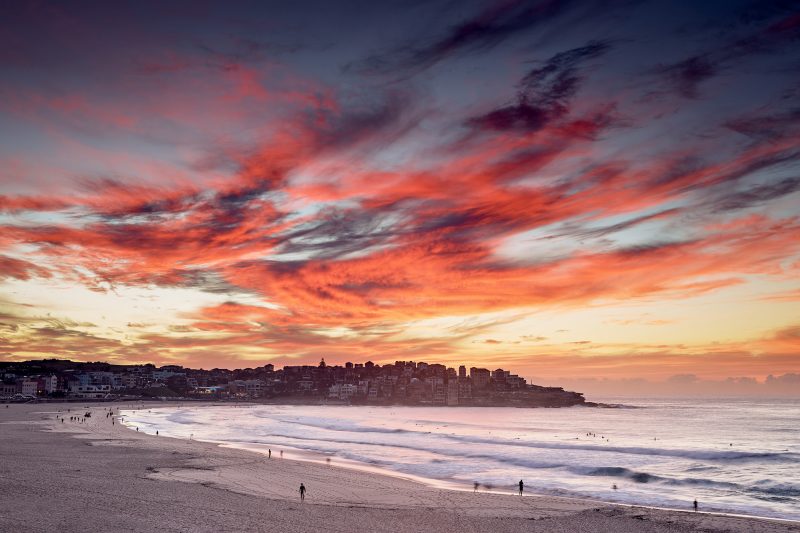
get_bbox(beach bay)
[1,403,798,533]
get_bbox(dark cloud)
[553,373,800,397]
[765,372,800,386]
[729,10,800,56]
[275,206,403,260]
[518,40,612,95]
[549,208,681,241]
[726,107,800,141]
[308,90,412,151]
[650,6,800,100]
[706,176,800,213]
[651,55,716,99]
[79,178,201,219]
[467,102,550,133]
[615,240,696,258]
[347,0,575,76]
[648,148,800,195]
[467,40,612,133]
[167,269,257,295]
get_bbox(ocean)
[121,398,800,520]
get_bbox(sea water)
[122,398,800,520]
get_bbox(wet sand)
[1,402,798,533]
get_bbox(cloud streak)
[0,0,798,381]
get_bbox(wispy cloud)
[0,0,798,379]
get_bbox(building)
[328,383,357,400]
[20,380,38,397]
[69,383,111,398]
[227,379,266,398]
[432,382,446,404]
[368,384,379,401]
[507,374,526,389]
[446,380,459,406]
[470,367,490,389]
[458,379,472,402]
[42,375,59,394]
[492,369,510,382]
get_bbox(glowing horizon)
[1,1,799,392]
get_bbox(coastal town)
[0,358,588,407]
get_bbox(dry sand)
[1,402,798,533]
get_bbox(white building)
[153,370,185,381]
[20,380,38,397]
[69,382,111,398]
[44,375,59,394]
[328,383,356,400]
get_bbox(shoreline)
[125,412,800,525]
[120,402,799,523]
[2,402,799,532]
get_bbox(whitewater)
[122,398,800,520]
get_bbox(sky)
[0,0,799,395]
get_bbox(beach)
[1,403,798,533]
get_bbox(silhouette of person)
[693,499,698,511]
[474,482,479,493]
[268,449,272,459]
[280,450,283,458]
[299,483,306,501]
[519,480,524,496]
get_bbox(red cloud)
[1,4,799,377]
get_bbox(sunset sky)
[1,0,799,392]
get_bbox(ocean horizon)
[122,397,800,521]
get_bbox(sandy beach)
[1,403,798,533]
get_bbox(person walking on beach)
[268,449,271,459]
[474,482,479,493]
[693,499,698,511]
[518,480,524,496]
[299,483,306,502]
